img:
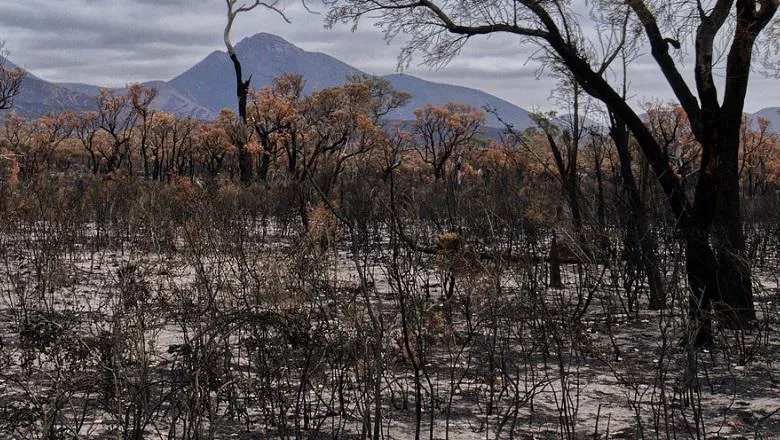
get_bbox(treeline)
[1,74,778,236]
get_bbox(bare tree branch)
[626,0,704,139]
[0,43,25,111]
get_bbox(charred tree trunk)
[609,113,666,309]
[258,136,272,181]
[229,53,254,183]
[685,228,718,346]
[710,4,763,325]
[549,232,563,288]
[564,175,580,248]
[140,143,149,179]
[538,121,587,258]
[594,150,606,229]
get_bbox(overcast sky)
[1,0,777,113]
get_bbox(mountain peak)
[235,32,302,56]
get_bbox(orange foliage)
[740,115,780,195]
[413,103,485,180]
[195,122,236,176]
[643,102,700,183]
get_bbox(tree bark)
[713,119,755,326]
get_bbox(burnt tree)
[326,0,779,345]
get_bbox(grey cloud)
[412,64,540,83]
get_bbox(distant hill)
[750,107,780,131]
[163,33,535,128]
[1,58,94,119]
[380,73,535,129]
[58,82,103,97]
[137,81,215,121]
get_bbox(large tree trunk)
[713,122,755,326]
[684,126,753,341]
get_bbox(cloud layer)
[2,0,777,112]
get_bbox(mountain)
[58,80,214,120]
[167,33,533,128]
[751,107,780,131]
[58,82,103,97]
[137,81,215,121]
[381,74,534,129]
[1,58,95,119]
[168,33,364,119]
